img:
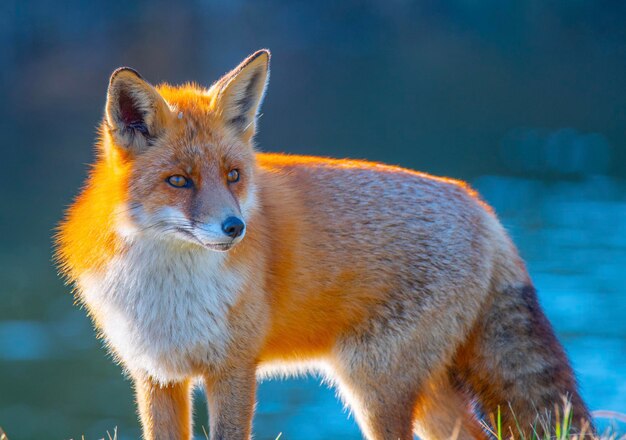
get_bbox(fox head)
[103,50,270,251]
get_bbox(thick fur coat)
[57,50,591,440]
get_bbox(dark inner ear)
[230,69,262,129]
[118,89,149,135]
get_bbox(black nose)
[221,216,245,239]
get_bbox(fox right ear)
[105,67,170,151]
[212,50,270,142]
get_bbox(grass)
[469,399,626,440]
[1,402,623,440]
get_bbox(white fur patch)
[240,183,258,220]
[79,237,247,383]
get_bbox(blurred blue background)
[1,1,625,439]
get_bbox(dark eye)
[167,175,191,188]
[227,169,240,183]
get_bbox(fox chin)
[56,49,592,440]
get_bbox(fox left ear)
[105,67,171,152]
[213,49,270,140]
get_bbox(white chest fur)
[78,239,245,383]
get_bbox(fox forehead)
[157,82,223,130]
[158,86,221,144]
[129,84,249,166]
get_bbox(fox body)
[57,51,590,440]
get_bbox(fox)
[56,49,592,440]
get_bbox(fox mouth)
[176,227,237,252]
[203,242,235,252]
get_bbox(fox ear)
[213,50,270,140]
[105,67,171,151]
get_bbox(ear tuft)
[117,87,149,135]
[214,50,270,140]
[109,66,144,84]
[105,67,170,151]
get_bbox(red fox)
[57,50,591,440]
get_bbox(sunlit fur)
[56,50,591,440]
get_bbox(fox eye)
[227,169,240,183]
[167,175,191,188]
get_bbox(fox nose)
[221,216,245,239]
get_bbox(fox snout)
[122,203,247,252]
[221,216,245,239]
[198,215,246,251]
[187,213,246,252]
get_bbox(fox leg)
[333,371,416,440]
[134,376,192,440]
[204,367,256,440]
[455,284,592,437]
[332,335,446,440]
[330,282,491,440]
[413,371,488,440]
